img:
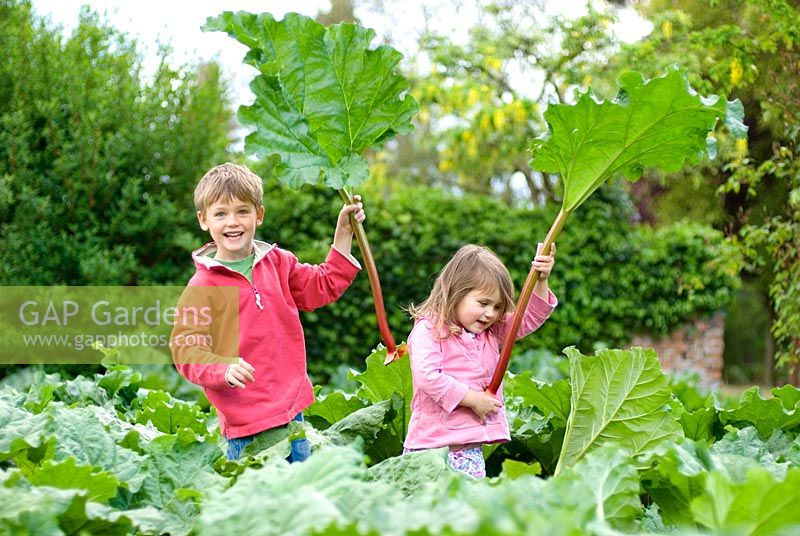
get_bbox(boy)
[172,162,364,461]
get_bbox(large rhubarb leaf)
[27,457,120,503]
[691,467,800,534]
[0,485,132,535]
[204,11,418,189]
[46,406,148,494]
[551,446,643,531]
[554,347,682,475]
[641,431,794,527]
[488,69,746,394]
[306,390,368,429]
[0,396,51,461]
[531,68,747,213]
[352,346,413,441]
[719,385,800,437]
[133,390,208,436]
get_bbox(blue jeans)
[225,413,311,462]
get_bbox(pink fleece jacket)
[403,290,557,449]
[173,240,360,438]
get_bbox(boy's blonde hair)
[408,245,515,337]
[194,162,264,212]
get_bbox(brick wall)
[630,312,725,387]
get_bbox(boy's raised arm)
[332,194,365,262]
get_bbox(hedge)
[256,177,738,380]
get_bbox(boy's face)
[197,197,265,262]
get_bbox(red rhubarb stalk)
[487,209,570,394]
[339,188,406,365]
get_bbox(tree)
[0,1,233,286]
[590,0,800,382]
[362,0,620,206]
[315,0,358,25]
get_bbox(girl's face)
[455,286,503,334]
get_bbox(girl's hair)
[194,162,264,213]
[407,245,515,337]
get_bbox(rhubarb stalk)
[339,188,406,365]
[487,209,569,395]
[485,69,744,393]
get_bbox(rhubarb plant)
[553,347,681,475]
[488,69,747,393]
[204,11,418,362]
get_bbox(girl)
[404,243,557,478]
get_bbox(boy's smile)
[197,197,264,262]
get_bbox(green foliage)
[723,281,771,383]
[2,350,800,534]
[691,467,800,533]
[555,347,682,475]
[258,178,738,380]
[592,0,800,375]
[738,145,800,373]
[719,386,800,437]
[0,1,233,380]
[204,10,417,190]
[0,362,223,535]
[532,69,745,212]
[310,346,411,462]
[406,3,618,204]
[0,1,231,288]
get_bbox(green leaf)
[772,384,800,411]
[27,457,119,503]
[719,386,800,437]
[505,373,571,426]
[54,376,110,407]
[0,397,51,461]
[367,447,452,496]
[96,365,142,407]
[353,346,413,436]
[503,373,570,474]
[322,398,393,446]
[678,407,717,443]
[552,446,643,530]
[130,435,226,536]
[306,390,368,428]
[0,485,136,536]
[45,406,148,494]
[86,404,161,451]
[710,427,791,482]
[353,347,412,407]
[531,68,746,213]
[134,434,225,510]
[691,468,800,534]
[18,371,60,413]
[118,506,190,536]
[197,445,389,535]
[205,11,418,189]
[642,430,796,529]
[134,390,208,435]
[521,428,566,477]
[501,459,542,479]
[0,485,75,535]
[554,347,682,475]
[326,153,369,189]
[241,425,292,458]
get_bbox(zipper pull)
[252,285,263,310]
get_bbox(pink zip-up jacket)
[403,289,557,449]
[172,240,360,438]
